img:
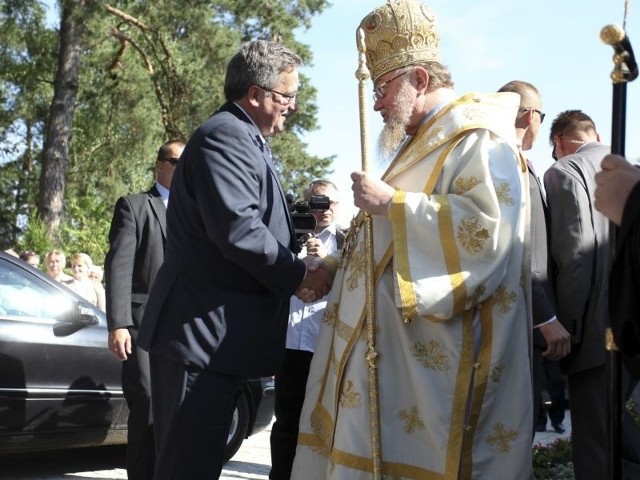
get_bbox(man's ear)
[413,66,430,94]
[247,85,262,107]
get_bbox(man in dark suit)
[105,139,185,480]
[136,40,332,480]
[596,154,640,361]
[544,110,640,479]
[498,81,571,438]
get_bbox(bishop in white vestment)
[292,1,532,479]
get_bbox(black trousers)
[569,363,640,480]
[536,358,566,427]
[269,349,313,480]
[149,353,242,480]
[123,329,155,480]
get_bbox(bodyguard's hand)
[295,257,333,302]
[351,171,395,215]
[108,328,132,361]
[595,154,640,225]
[540,319,571,360]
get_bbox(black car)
[0,251,273,461]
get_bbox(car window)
[0,260,73,321]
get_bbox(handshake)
[295,256,333,302]
[294,237,334,303]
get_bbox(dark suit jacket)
[609,182,640,371]
[105,185,167,331]
[137,102,306,376]
[528,167,558,348]
[544,142,611,375]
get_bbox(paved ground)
[0,414,571,479]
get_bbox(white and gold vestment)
[292,92,532,480]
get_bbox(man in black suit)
[596,154,640,360]
[498,81,571,437]
[545,110,640,479]
[136,40,332,480]
[105,139,185,480]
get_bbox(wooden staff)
[600,23,638,480]
[355,27,382,480]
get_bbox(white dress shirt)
[156,181,170,207]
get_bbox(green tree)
[0,0,333,263]
[0,0,56,247]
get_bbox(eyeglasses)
[160,157,180,166]
[522,108,545,123]
[259,85,297,105]
[372,70,409,102]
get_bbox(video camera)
[287,194,331,253]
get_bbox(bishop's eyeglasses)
[372,70,409,102]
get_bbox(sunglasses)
[522,108,546,123]
[160,157,180,166]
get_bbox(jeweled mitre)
[358,0,441,82]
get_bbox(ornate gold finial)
[357,0,441,82]
[601,24,625,46]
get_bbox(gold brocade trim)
[444,308,476,480]
[298,434,451,479]
[437,197,468,315]
[395,131,469,321]
[301,307,476,480]
[459,300,493,480]
[390,191,417,319]
[330,243,395,448]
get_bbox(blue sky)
[297,0,640,224]
[44,1,640,224]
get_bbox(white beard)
[377,81,415,165]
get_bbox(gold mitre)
[358,0,441,82]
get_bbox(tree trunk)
[37,0,89,240]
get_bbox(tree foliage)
[0,0,332,264]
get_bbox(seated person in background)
[45,249,73,283]
[67,253,106,310]
[19,250,40,269]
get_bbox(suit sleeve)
[544,166,594,341]
[105,196,137,331]
[191,120,305,296]
[529,175,557,327]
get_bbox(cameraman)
[270,179,345,480]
